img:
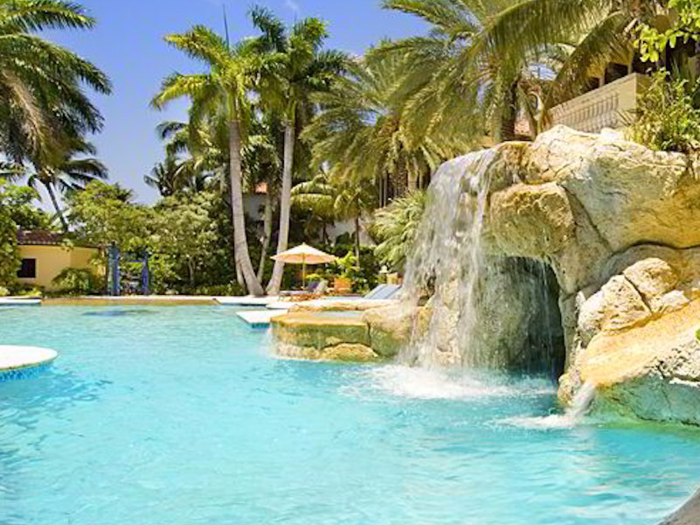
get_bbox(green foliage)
[629,70,700,154]
[372,190,427,270]
[0,0,111,164]
[0,209,19,287]
[303,52,473,196]
[51,268,101,296]
[151,192,220,289]
[639,0,700,63]
[341,249,380,293]
[190,283,245,297]
[0,183,51,230]
[0,180,23,286]
[67,181,152,253]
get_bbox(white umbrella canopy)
[271,244,338,288]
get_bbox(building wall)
[18,245,100,291]
[549,73,649,134]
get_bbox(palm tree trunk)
[354,215,362,271]
[235,257,245,288]
[45,182,69,232]
[496,81,519,143]
[229,120,265,296]
[187,257,196,288]
[407,171,418,193]
[257,176,275,282]
[267,121,295,295]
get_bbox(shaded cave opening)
[494,258,567,383]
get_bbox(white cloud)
[284,0,300,14]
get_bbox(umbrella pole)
[302,256,306,289]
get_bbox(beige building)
[17,230,100,291]
[549,73,650,134]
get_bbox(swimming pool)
[1,306,699,525]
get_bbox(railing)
[549,73,649,134]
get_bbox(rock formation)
[273,125,700,427]
[425,126,700,425]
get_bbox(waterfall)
[399,150,565,374]
[400,150,496,368]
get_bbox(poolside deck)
[43,296,219,306]
[236,310,289,328]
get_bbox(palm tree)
[0,0,111,162]
[372,190,427,271]
[380,0,554,142]
[304,52,473,207]
[152,26,276,296]
[466,0,669,122]
[249,6,346,295]
[292,170,377,268]
[144,154,185,198]
[25,140,108,231]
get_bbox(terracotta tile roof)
[17,230,65,246]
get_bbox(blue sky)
[45,0,427,204]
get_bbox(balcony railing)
[549,73,649,134]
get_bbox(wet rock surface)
[272,126,700,427]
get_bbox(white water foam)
[343,365,554,402]
[500,382,597,430]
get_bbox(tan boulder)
[598,276,652,333]
[622,258,678,308]
[573,300,700,426]
[272,313,370,351]
[490,183,575,259]
[362,304,422,358]
[277,342,380,363]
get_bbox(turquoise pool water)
[1,306,699,525]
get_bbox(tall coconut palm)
[381,0,554,142]
[304,51,474,208]
[25,140,108,231]
[0,0,111,162]
[152,26,277,296]
[249,6,346,295]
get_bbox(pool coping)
[661,488,700,524]
[42,296,218,306]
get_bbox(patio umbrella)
[271,243,337,288]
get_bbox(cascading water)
[401,150,496,368]
[400,150,566,376]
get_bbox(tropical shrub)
[151,192,219,289]
[629,70,700,154]
[0,183,21,287]
[372,191,427,271]
[638,0,700,63]
[52,268,102,296]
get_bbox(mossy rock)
[273,313,370,351]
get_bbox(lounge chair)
[364,284,401,300]
[280,280,329,301]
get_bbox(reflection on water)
[82,309,158,318]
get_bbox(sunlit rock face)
[270,125,700,425]
[402,125,700,425]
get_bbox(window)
[17,259,36,279]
